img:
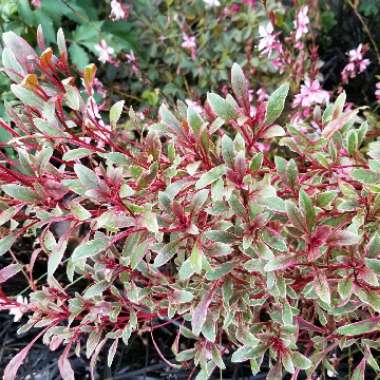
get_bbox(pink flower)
[258,23,282,58]
[181,34,197,59]
[31,0,41,8]
[294,6,309,41]
[126,50,136,63]
[95,40,114,63]
[341,44,370,83]
[110,0,128,21]
[375,82,380,103]
[293,78,330,108]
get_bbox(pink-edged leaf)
[58,345,75,380]
[90,338,107,380]
[2,31,37,72]
[192,289,215,336]
[322,110,358,139]
[352,358,366,380]
[264,255,297,272]
[36,25,46,51]
[0,264,22,283]
[326,230,359,246]
[4,328,46,380]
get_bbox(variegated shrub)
[0,29,380,380]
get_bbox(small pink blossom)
[293,78,330,108]
[258,23,282,58]
[126,50,140,74]
[375,82,380,103]
[31,0,41,8]
[110,0,128,21]
[95,40,114,63]
[181,34,197,59]
[294,6,310,41]
[341,44,370,83]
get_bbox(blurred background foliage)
[0,0,379,112]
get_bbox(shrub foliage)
[0,29,380,380]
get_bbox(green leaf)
[173,289,194,304]
[195,165,225,190]
[206,262,234,281]
[153,240,179,267]
[71,239,109,262]
[336,319,379,336]
[316,191,337,208]
[337,277,352,300]
[264,83,289,125]
[231,63,249,110]
[261,229,287,252]
[130,241,149,270]
[62,148,92,161]
[70,202,91,221]
[264,255,296,272]
[141,210,159,233]
[291,352,312,370]
[2,184,37,202]
[221,135,235,168]
[33,118,64,137]
[250,152,263,172]
[0,206,21,227]
[259,196,285,212]
[190,189,209,215]
[110,100,125,128]
[83,280,108,299]
[11,84,45,109]
[299,189,316,232]
[205,230,235,244]
[69,43,89,70]
[365,259,380,275]
[285,200,305,231]
[187,106,203,135]
[231,345,266,363]
[0,235,17,256]
[262,125,286,138]
[207,93,238,121]
[48,240,67,278]
[366,232,380,257]
[313,273,331,305]
[190,241,203,274]
[74,164,98,189]
[351,169,379,184]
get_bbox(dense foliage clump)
[0,20,380,380]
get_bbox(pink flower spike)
[294,6,310,41]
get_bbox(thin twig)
[346,0,380,64]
